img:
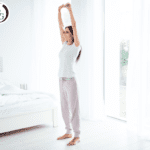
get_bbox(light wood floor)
[0,110,150,150]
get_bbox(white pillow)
[0,84,29,95]
[0,78,15,90]
[0,78,14,86]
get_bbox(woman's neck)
[67,39,73,45]
[67,41,73,45]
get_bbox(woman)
[57,3,82,146]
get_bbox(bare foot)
[67,137,80,146]
[57,134,72,140]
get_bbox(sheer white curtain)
[126,0,150,140]
[30,0,43,92]
[89,0,106,121]
[30,0,70,101]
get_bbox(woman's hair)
[65,26,82,63]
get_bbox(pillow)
[0,78,15,89]
[0,78,14,85]
[0,84,29,95]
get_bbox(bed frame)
[0,108,58,133]
[0,82,58,134]
[0,107,58,134]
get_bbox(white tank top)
[58,41,81,78]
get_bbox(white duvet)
[0,80,58,107]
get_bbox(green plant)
[121,49,129,66]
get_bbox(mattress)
[0,98,60,119]
[0,80,60,119]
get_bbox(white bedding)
[0,98,59,119]
[0,79,59,108]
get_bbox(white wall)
[0,0,33,86]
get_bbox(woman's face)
[63,28,73,41]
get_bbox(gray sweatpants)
[59,77,81,137]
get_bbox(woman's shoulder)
[75,44,81,50]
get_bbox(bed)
[0,78,59,134]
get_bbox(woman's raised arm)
[58,4,65,27]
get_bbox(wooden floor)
[0,110,150,150]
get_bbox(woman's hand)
[58,4,65,13]
[64,3,72,12]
